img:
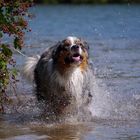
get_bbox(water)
[1,4,140,140]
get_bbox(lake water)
[1,4,140,140]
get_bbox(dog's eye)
[81,44,89,51]
[75,42,84,50]
[62,46,69,51]
[80,44,86,50]
[79,43,83,46]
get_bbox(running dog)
[23,36,93,118]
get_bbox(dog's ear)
[52,41,62,61]
[79,38,89,51]
[82,40,89,51]
[80,39,89,58]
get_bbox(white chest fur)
[52,68,84,105]
[69,68,84,105]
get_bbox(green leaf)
[0,60,6,69]
[14,37,22,49]
[11,68,18,77]
[1,44,12,57]
[0,31,3,38]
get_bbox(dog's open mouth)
[72,53,83,62]
[64,53,83,64]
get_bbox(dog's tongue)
[72,56,81,62]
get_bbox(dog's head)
[53,36,89,74]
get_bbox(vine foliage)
[0,0,33,112]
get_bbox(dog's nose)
[71,45,79,51]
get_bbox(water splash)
[88,74,140,121]
[5,37,140,123]
[4,71,140,123]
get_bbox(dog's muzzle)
[64,45,83,64]
[71,45,83,62]
[71,45,80,51]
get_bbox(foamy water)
[4,61,140,123]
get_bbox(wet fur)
[23,37,93,118]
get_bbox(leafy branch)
[0,0,33,112]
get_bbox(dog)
[23,36,94,119]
